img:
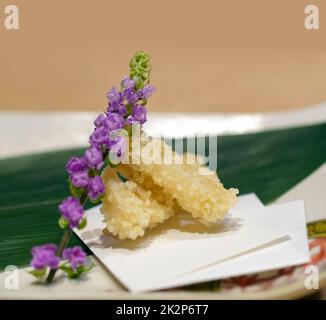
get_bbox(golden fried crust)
[101,139,238,239]
[101,172,174,240]
[129,139,238,223]
[129,163,238,224]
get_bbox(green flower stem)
[46,229,72,283]
[46,192,88,283]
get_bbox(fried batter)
[101,139,238,239]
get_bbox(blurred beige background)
[0,0,325,113]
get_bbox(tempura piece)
[101,139,238,239]
[101,167,175,240]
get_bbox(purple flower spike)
[84,147,104,170]
[63,246,87,271]
[87,176,105,201]
[70,171,89,188]
[31,244,60,270]
[66,157,87,174]
[58,196,84,228]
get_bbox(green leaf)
[60,262,93,279]
[59,265,76,278]
[77,217,87,230]
[77,262,94,274]
[28,267,47,279]
[58,215,69,229]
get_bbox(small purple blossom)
[84,147,104,170]
[107,88,122,104]
[89,126,109,149]
[87,176,105,201]
[63,246,87,271]
[95,113,125,130]
[31,244,60,270]
[58,196,84,228]
[122,77,135,90]
[128,105,147,125]
[124,88,138,105]
[107,87,122,105]
[107,102,127,115]
[66,157,87,175]
[94,113,106,128]
[70,171,89,188]
[105,112,125,130]
[139,85,155,99]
